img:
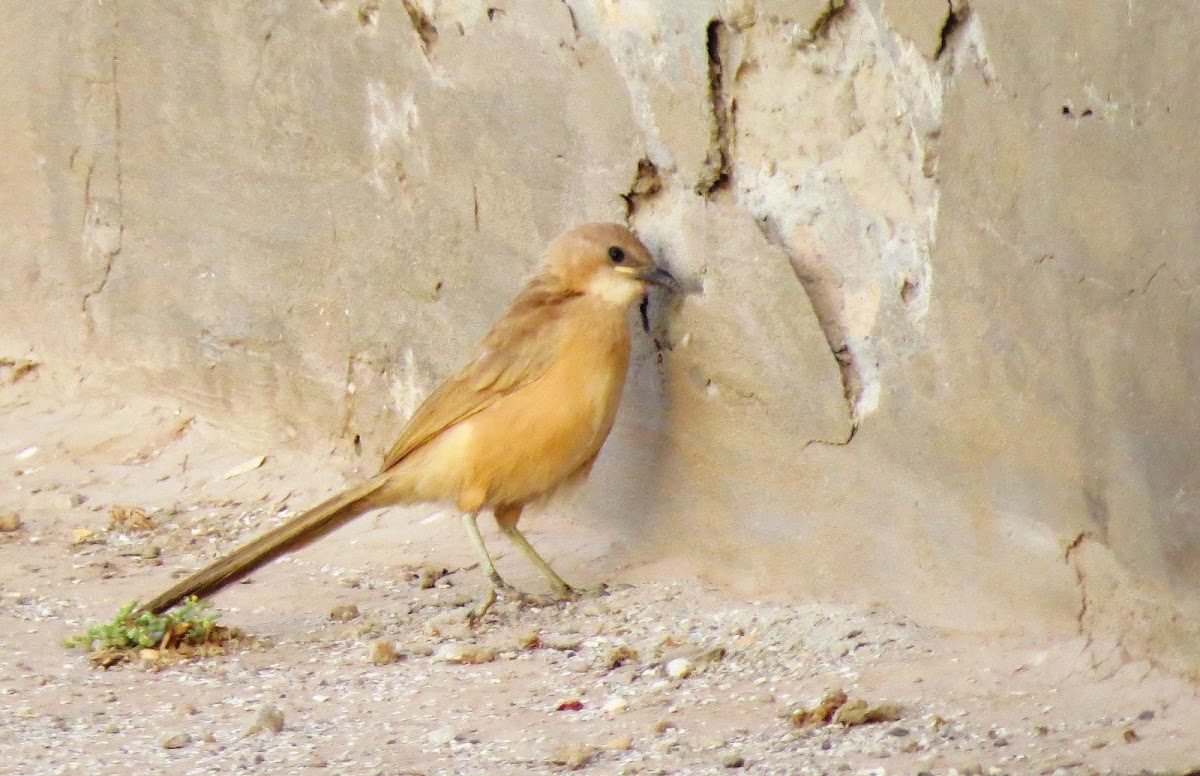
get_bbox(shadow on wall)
[581,297,675,540]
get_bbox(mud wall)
[3,0,1198,673]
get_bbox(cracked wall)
[4,0,1200,674]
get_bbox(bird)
[135,222,676,621]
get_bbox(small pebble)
[651,736,680,754]
[603,736,633,751]
[721,751,746,768]
[606,645,639,669]
[57,493,87,510]
[834,699,902,726]
[368,639,401,665]
[603,695,629,714]
[161,732,191,750]
[433,643,496,664]
[428,726,459,745]
[543,635,583,651]
[734,634,758,649]
[329,603,359,622]
[246,704,284,735]
[414,565,448,589]
[792,689,848,727]
[665,657,693,679]
[550,744,595,770]
[0,513,22,532]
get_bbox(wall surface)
[3,0,1198,673]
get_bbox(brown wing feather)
[379,276,580,472]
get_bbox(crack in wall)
[622,157,663,221]
[1061,530,1151,676]
[621,157,673,363]
[697,19,733,196]
[803,423,858,448]
[795,0,848,48]
[400,0,438,58]
[358,2,380,28]
[1128,261,1167,297]
[1061,529,1200,680]
[81,1,125,328]
[934,0,967,60]
[557,0,580,40]
[747,212,865,426]
[340,353,363,454]
[725,4,947,427]
[471,183,480,232]
[81,248,118,316]
[1064,531,1095,643]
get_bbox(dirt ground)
[1,363,1198,776]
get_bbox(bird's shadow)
[583,288,675,539]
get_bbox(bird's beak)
[618,265,679,292]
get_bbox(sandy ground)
[1,362,1198,776]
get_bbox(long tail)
[136,475,393,615]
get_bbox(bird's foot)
[465,587,498,626]
[551,581,608,601]
[465,583,537,626]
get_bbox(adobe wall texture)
[3,0,1198,673]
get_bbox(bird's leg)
[461,511,516,593]
[462,511,526,625]
[466,587,497,626]
[493,504,576,598]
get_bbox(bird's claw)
[465,584,540,626]
[551,581,608,601]
[465,587,498,627]
[466,581,608,626]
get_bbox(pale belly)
[381,304,633,513]
[392,355,625,511]
[461,345,628,507]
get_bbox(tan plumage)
[136,223,675,617]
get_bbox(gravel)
[3,374,1200,775]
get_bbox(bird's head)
[544,222,677,306]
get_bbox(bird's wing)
[379,280,579,472]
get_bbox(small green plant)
[64,597,240,667]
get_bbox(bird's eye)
[608,246,626,263]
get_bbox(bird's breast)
[466,310,632,506]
